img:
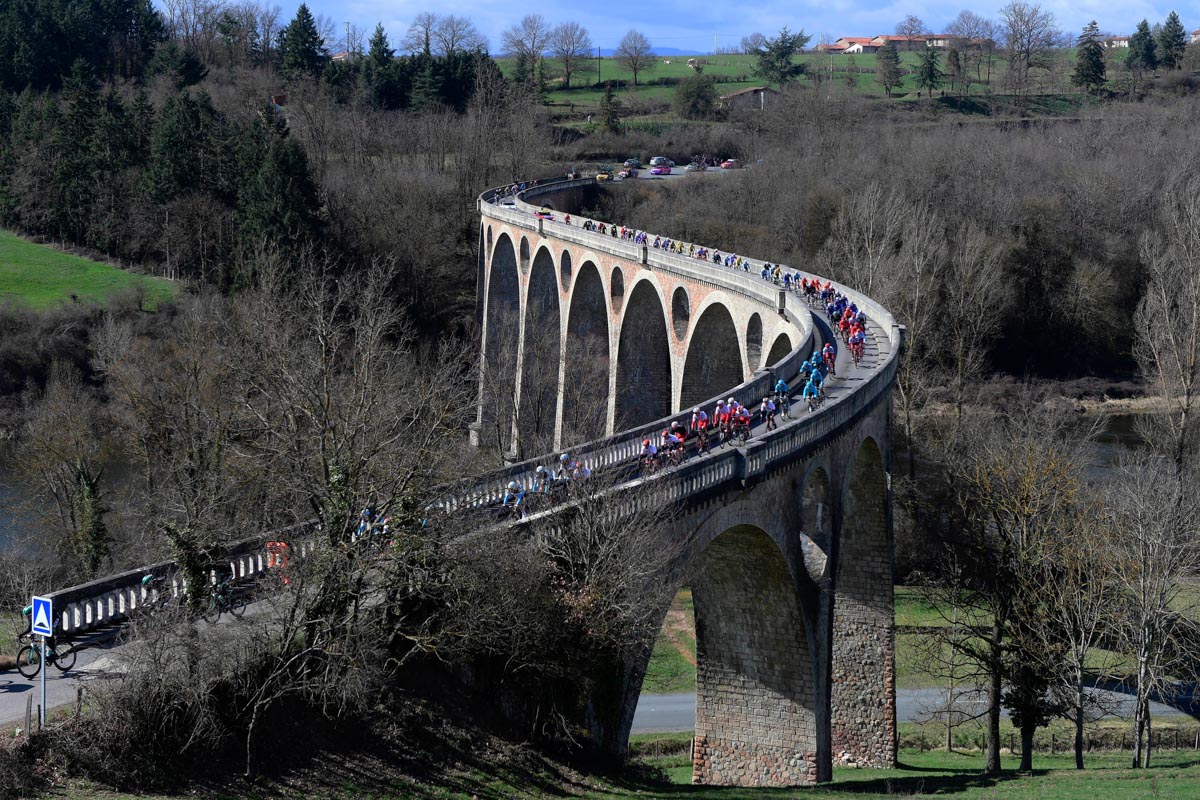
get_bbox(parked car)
[596,165,615,181]
[624,158,642,168]
[720,158,741,169]
[649,164,672,175]
[649,156,675,167]
[618,166,639,179]
[684,161,706,173]
[534,206,554,220]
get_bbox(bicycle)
[201,574,249,624]
[850,341,865,367]
[17,634,76,679]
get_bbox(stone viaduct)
[34,176,902,790]
[466,177,903,786]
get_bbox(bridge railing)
[48,522,318,636]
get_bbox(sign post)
[30,596,52,729]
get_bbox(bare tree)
[616,29,654,86]
[501,14,551,61]
[401,11,438,55]
[740,32,768,54]
[819,181,906,298]
[1135,173,1200,476]
[946,10,989,83]
[433,14,486,55]
[935,221,1009,420]
[551,22,593,89]
[1105,456,1200,768]
[1000,1,1061,94]
[14,363,115,580]
[895,14,929,50]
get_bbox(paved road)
[0,640,123,729]
[631,689,1191,734]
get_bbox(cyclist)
[803,380,822,411]
[822,342,837,375]
[773,378,790,417]
[691,406,709,434]
[571,459,592,480]
[670,419,688,443]
[849,328,866,364]
[761,396,778,431]
[641,438,659,470]
[810,364,826,399]
[502,481,526,518]
[532,465,554,495]
[661,428,683,458]
[555,453,573,482]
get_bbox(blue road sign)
[30,596,53,638]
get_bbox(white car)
[649,156,675,167]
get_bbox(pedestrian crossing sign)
[31,596,53,638]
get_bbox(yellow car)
[595,166,615,181]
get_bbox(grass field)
[0,229,175,310]
[497,51,1005,110]
[617,737,1200,798]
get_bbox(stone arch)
[616,279,670,428]
[482,233,521,454]
[691,524,819,786]
[519,247,562,453]
[519,236,531,273]
[680,302,742,410]
[831,436,895,768]
[765,332,793,368]
[746,313,763,370]
[610,267,625,314]
[561,250,573,293]
[562,261,610,445]
[671,286,690,340]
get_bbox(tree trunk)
[1144,707,1153,768]
[1074,680,1086,770]
[1020,722,1035,772]
[986,630,1002,774]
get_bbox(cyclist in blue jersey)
[502,481,525,518]
[803,380,821,411]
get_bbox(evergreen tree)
[946,47,964,94]
[1127,19,1158,77]
[673,73,718,119]
[148,42,208,90]
[144,92,231,203]
[410,59,441,111]
[751,27,811,86]
[1157,11,1187,70]
[512,51,531,88]
[532,56,548,103]
[1072,21,1107,94]
[599,82,621,133]
[236,106,321,257]
[916,47,943,98]
[51,60,100,243]
[875,41,902,97]
[367,23,394,68]
[279,3,328,80]
[72,462,109,579]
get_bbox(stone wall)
[692,526,819,786]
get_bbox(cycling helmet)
[727,397,734,404]
[559,453,570,463]
[643,438,650,446]
[22,605,31,616]
[507,481,519,491]
[693,407,699,413]
[141,574,153,587]
[536,465,548,474]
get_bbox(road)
[0,639,123,729]
[631,689,1190,734]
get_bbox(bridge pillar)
[830,435,897,767]
[691,526,819,786]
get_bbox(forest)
[0,0,1198,796]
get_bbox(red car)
[720,158,741,169]
[649,164,672,175]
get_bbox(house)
[870,34,927,51]
[925,34,962,49]
[838,37,879,54]
[1191,28,1200,44]
[1106,36,1130,48]
[331,50,358,62]
[816,42,848,53]
[719,86,781,111]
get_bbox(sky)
[298,0,1198,53]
